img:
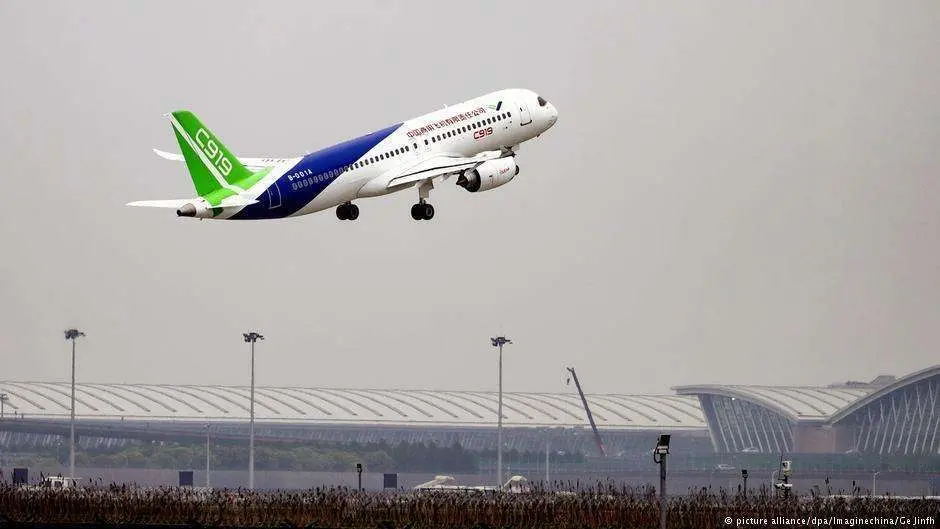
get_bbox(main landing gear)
[411,201,435,221]
[411,179,435,221]
[336,202,359,220]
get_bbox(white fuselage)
[219,88,557,220]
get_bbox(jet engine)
[456,157,519,193]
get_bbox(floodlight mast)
[491,336,511,489]
[565,367,606,457]
[64,328,85,481]
[243,331,264,490]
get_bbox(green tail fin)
[169,111,254,196]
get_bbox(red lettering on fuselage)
[473,127,493,140]
[407,107,487,138]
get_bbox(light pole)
[0,393,8,420]
[872,471,880,496]
[653,434,670,529]
[243,331,263,490]
[64,328,85,480]
[491,336,511,488]
[771,469,779,496]
[545,437,550,485]
[206,423,211,488]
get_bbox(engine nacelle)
[456,158,519,193]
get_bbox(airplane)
[128,89,558,221]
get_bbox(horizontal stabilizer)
[127,197,259,209]
[152,148,184,162]
[153,147,288,170]
[126,199,193,208]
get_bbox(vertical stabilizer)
[168,111,254,196]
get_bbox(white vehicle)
[715,464,736,471]
[413,475,497,492]
[412,474,530,493]
[130,89,558,221]
[38,476,80,489]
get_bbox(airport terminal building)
[675,365,940,455]
[0,364,937,458]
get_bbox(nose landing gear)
[336,202,359,220]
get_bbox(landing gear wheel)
[336,204,348,220]
[411,204,422,220]
[422,203,435,220]
[346,204,359,220]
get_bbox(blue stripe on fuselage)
[231,123,402,220]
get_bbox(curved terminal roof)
[672,384,873,421]
[827,364,940,424]
[0,382,706,431]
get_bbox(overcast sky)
[1,1,938,395]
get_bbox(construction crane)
[565,366,606,457]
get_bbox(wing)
[367,149,511,193]
[152,148,289,171]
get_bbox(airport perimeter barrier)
[0,482,937,528]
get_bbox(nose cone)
[547,102,558,126]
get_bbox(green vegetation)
[5,439,487,473]
[8,439,936,474]
[669,452,940,473]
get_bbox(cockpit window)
[537,96,548,107]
